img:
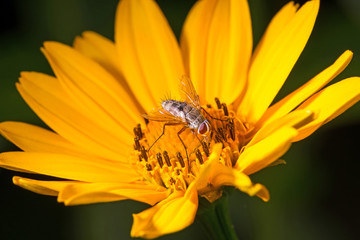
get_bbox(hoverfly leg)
[148,122,182,152]
[201,107,228,122]
[177,126,189,169]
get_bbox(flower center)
[130,99,250,194]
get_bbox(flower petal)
[73,31,145,113]
[261,50,353,124]
[249,110,314,146]
[131,183,197,239]
[58,182,169,206]
[115,0,185,111]
[238,0,320,124]
[18,72,129,161]
[0,121,88,157]
[13,176,68,196]
[42,41,142,129]
[295,77,360,141]
[235,127,298,175]
[0,152,139,183]
[181,0,252,104]
[210,164,270,202]
[194,143,223,190]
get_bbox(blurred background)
[0,0,359,239]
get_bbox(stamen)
[222,103,229,116]
[229,119,235,140]
[156,152,164,168]
[137,124,143,138]
[134,137,140,150]
[214,132,224,144]
[206,104,212,108]
[146,163,152,171]
[201,140,210,157]
[140,146,148,161]
[133,124,143,139]
[214,97,222,109]
[163,151,171,167]
[143,117,149,125]
[176,152,185,168]
[196,149,203,164]
[217,127,227,142]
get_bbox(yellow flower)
[0,0,359,239]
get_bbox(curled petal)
[249,110,314,146]
[261,50,353,124]
[131,183,198,239]
[13,176,69,196]
[58,182,169,206]
[210,164,269,202]
[295,77,360,141]
[236,127,298,175]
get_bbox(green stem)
[196,194,238,240]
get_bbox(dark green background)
[0,0,359,239]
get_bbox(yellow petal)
[13,176,69,196]
[131,183,198,239]
[18,72,129,161]
[0,152,139,183]
[249,110,314,146]
[42,41,142,129]
[251,1,299,61]
[0,121,88,157]
[115,0,185,112]
[181,0,252,104]
[238,0,320,124]
[295,77,360,141]
[58,182,169,206]
[73,31,145,114]
[194,143,223,190]
[235,127,297,175]
[261,50,353,124]
[210,164,269,202]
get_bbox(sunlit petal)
[0,152,139,182]
[0,121,88,157]
[238,0,319,124]
[17,72,129,161]
[115,0,185,111]
[73,31,144,113]
[181,0,252,104]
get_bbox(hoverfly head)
[198,120,211,136]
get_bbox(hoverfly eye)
[198,122,209,135]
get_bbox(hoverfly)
[143,75,212,161]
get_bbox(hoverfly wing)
[179,75,201,110]
[142,107,185,124]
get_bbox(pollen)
[130,100,248,195]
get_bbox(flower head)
[1,0,359,239]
